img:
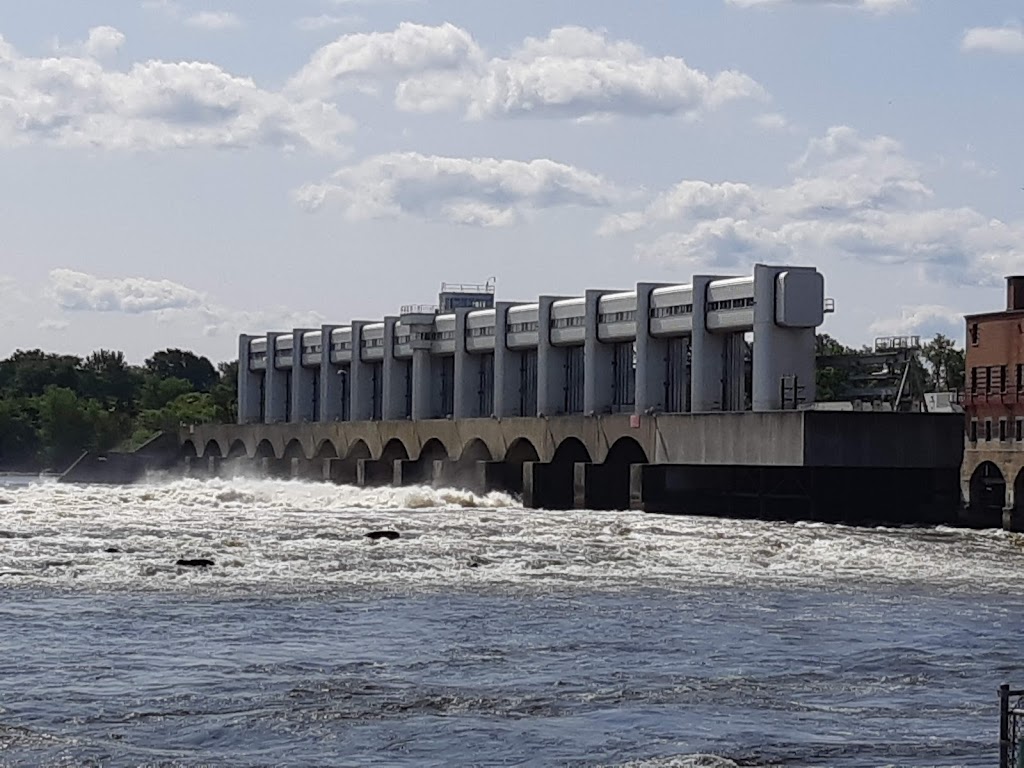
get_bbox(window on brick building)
[1016,419,1023,442]
[1001,366,1008,393]
[971,367,979,394]
[970,323,979,345]
[1017,365,1024,393]
[1000,418,1008,441]
[970,420,978,442]
[985,420,993,442]
[985,367,993,394]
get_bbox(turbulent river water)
[0,475,1022,767]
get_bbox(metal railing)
[400,304,438,315]
[441,279,495,294]
[874,335,922,352]
[1000,685,1024,768]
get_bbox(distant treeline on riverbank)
[0,349,235,472]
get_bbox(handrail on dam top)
[400,304,439,315]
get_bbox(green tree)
[815,333,854,401]
[816,333,855,357]
[145,349,217,393]
[0,350,81,397]
[138,392,220,434]
[0,346,236,471]
[35,387,98,470]
[80,349,142,410]
[0,398,40,469]
[920,333,965,392]
[139,376,194,411]
[211,360,238,424]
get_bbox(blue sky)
[1,0,1022,362]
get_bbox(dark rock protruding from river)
[365,531,400,541]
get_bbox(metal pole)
[1000,683,1010,768]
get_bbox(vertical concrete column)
[381,317,406,421]
[349,321,374,422]
[752,264,819,411]
[264,332,288,424]
[319,324,344,422]
[411,347,432,421]
[583,290,615,415]
[629,464,645,511]
[493,302,520,418]
[237,334,261,425]
[537,296,567,417]
[290,329,315,424]
[724,334,747,412]
[634,283,670,415]
[691,276,726,413]
[453,309,477,419]
[573,462,589,509]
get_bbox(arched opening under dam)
[433,438,493,492]
[503,438,540,496]
[970,462,1005,526]
[542,437,593,510]
[592,437,649,511]
[315,440,338,460]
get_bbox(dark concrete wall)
[802,411,965,469]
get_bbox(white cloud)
[44,269,324,337]
[726,0,912,12]
[869,304,964,337]
[38,318,70,332]
[0,29,352,152]
[601,126,1024,286]
[290,22,482,95]
[185,11,242,31]
[294,14,363,32]
[49,269,208,314]
[84,26,126,57]
[961,26,1024,55]
[295,152,622,226]
[754,112,791,131]
[293,24,764,120]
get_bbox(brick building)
[962,276,1024,529]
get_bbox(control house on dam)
[181,263,965,525]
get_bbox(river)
[0,475,1020,766]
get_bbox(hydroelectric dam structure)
[180,264,965,524]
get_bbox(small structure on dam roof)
[178,263,966,525]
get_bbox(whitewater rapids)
[0,476,1019,596]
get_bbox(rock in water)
[176,558,215,567]
[365,531,400,541]
[104,547,121,554]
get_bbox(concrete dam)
[177,263,965,525]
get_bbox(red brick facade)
[964,309,1024,442]
[962,278,1024,522]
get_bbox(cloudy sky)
[1,0,1022,363]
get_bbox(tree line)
[0,349,237,472]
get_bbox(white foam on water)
[0,476,1022,596]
